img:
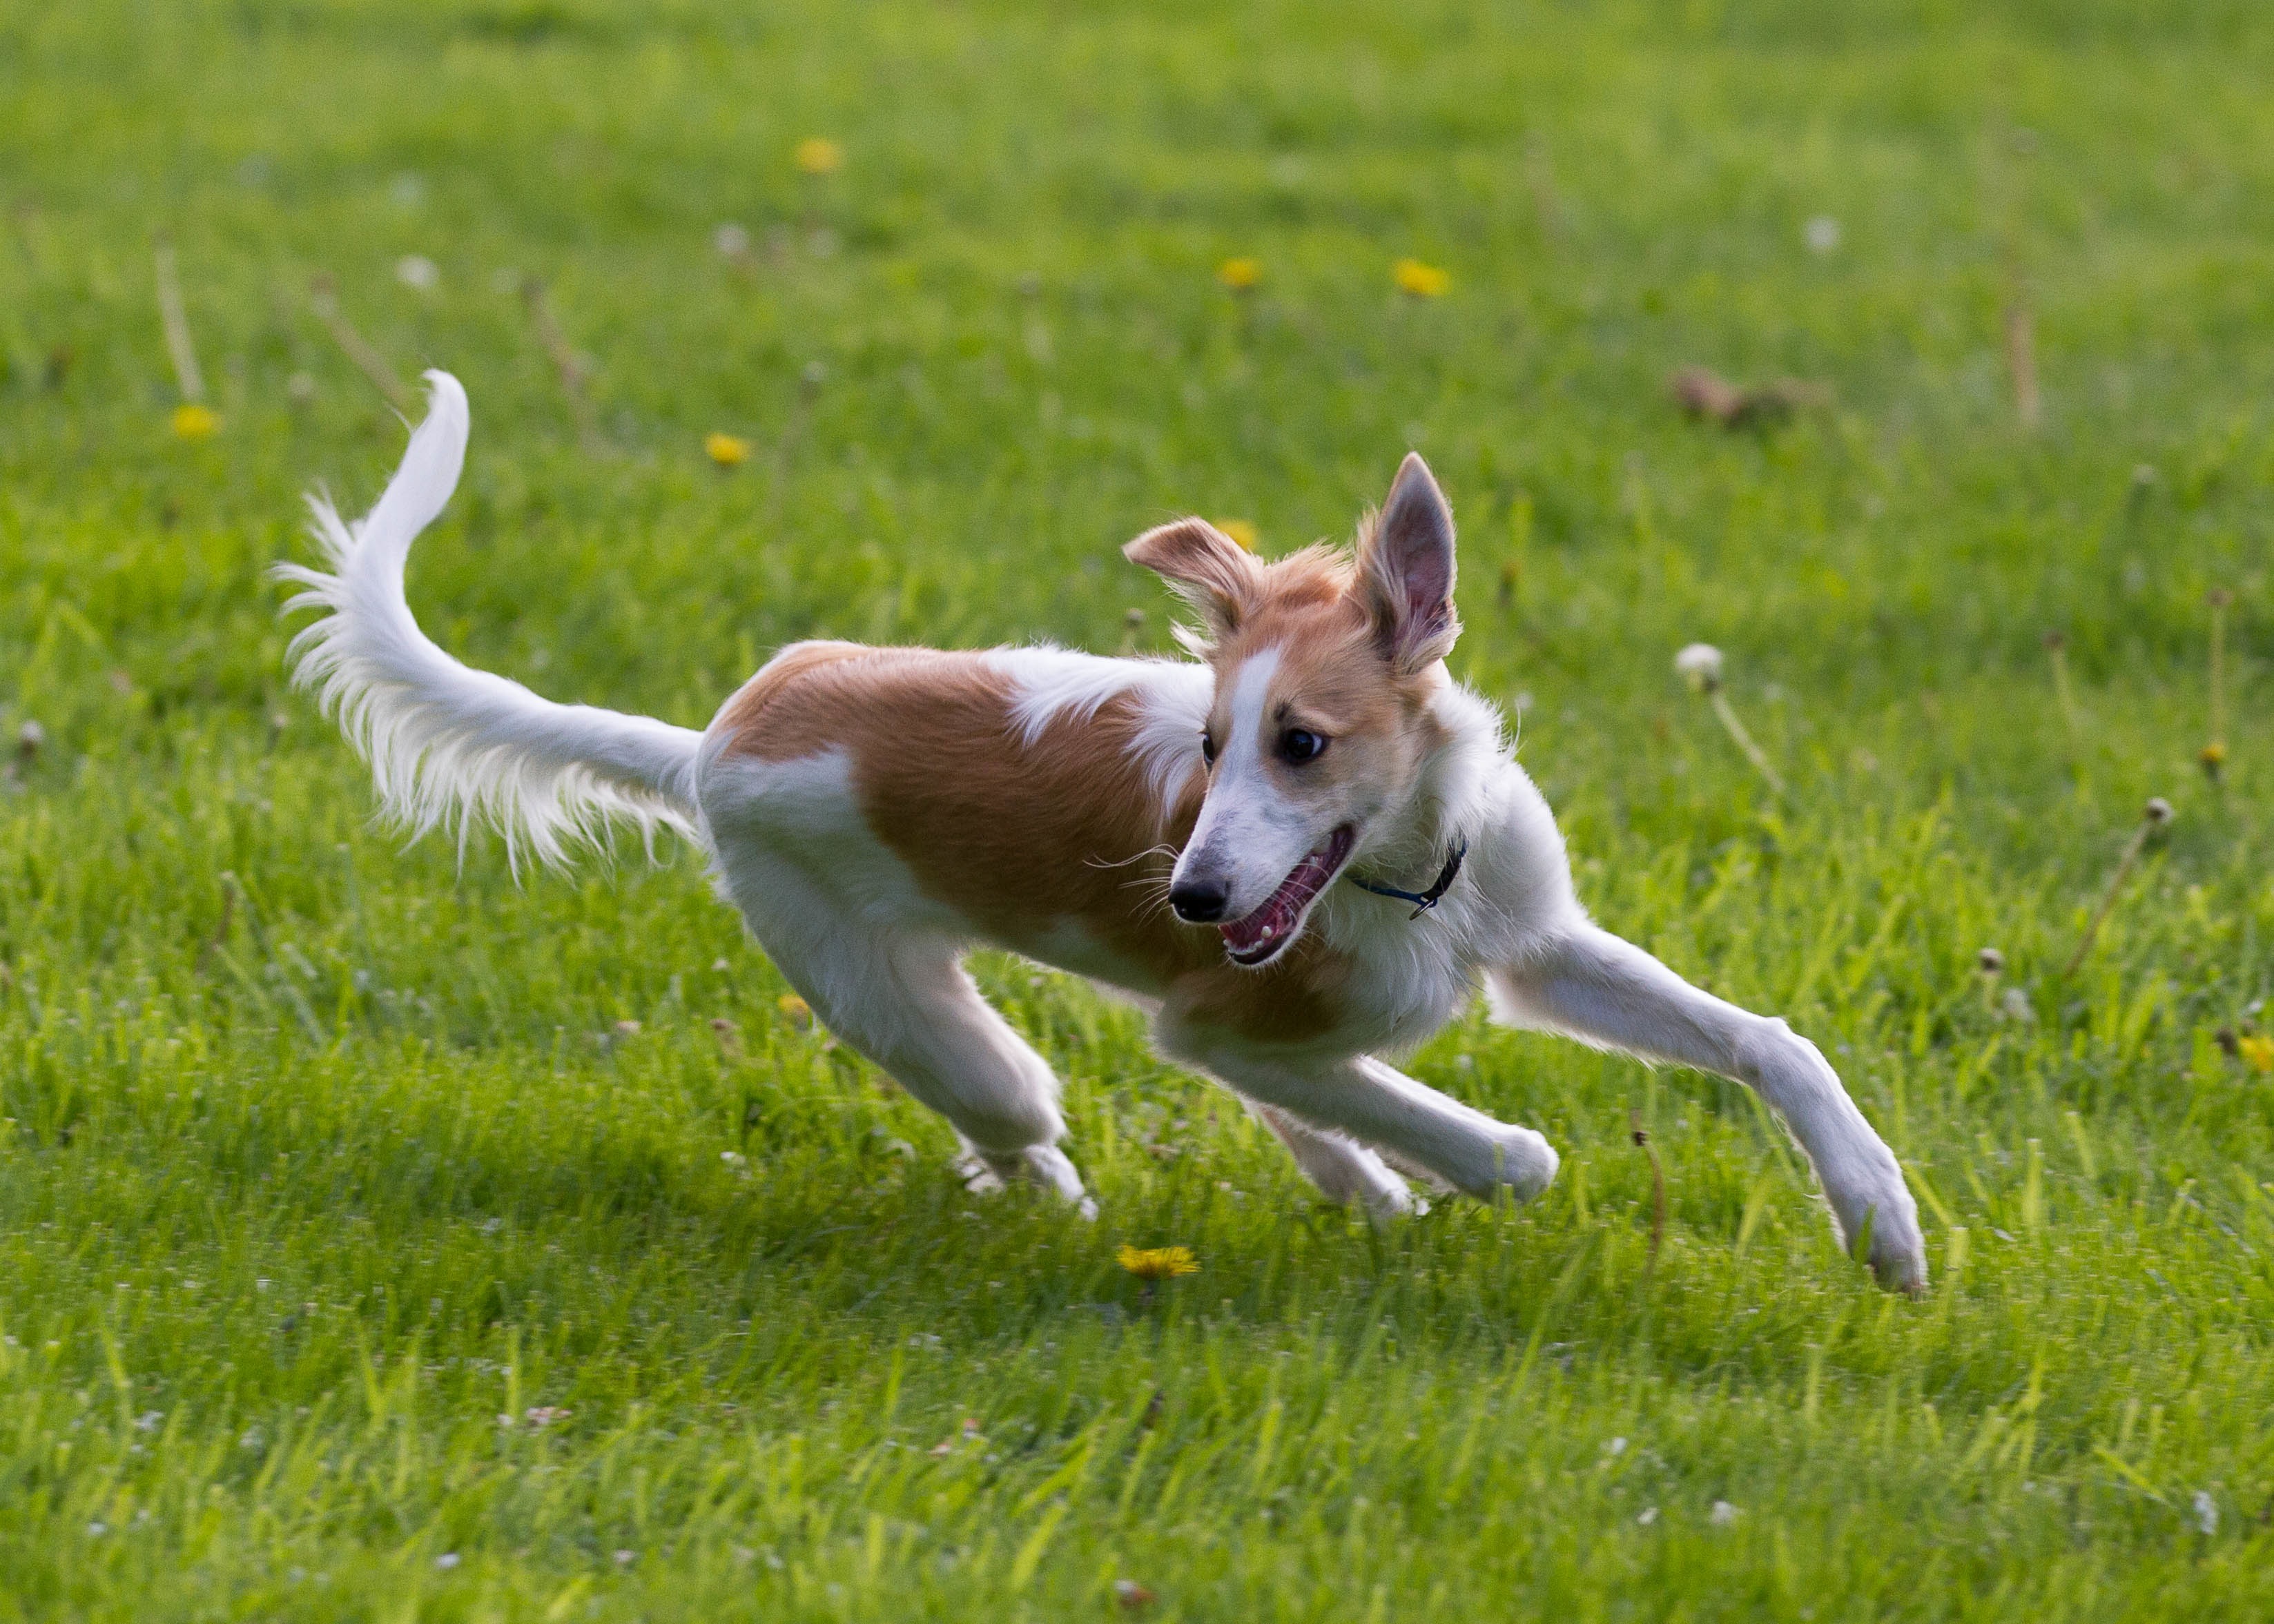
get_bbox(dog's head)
[1125,453,1460,968]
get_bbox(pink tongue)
[1221,830,1352,956]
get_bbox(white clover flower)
[1805,215,1842,254]
[395,255,439,291]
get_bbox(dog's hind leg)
[1487,923,1925,1292]
[718,853,1091,1214]
[1245,1101,1418,1219]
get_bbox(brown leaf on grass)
[1114,1579,1158,1610]
[709,1017,744,1061]
[1669,366,1829,430]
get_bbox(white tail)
[277,371,703,868]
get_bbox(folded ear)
[1123,518,1263,636]
[1359,452,1460,672]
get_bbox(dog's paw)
[1827,1169,1928,1295]
[956,1143,1094,1217]
[1359,1176,1422,1224]
[1854,1195,1929,1295]
[955,1151,1009,1198]
[1486,1126,1559,1202]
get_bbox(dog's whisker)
[1086,843,1180,872]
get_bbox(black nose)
[1169,879,1229,923]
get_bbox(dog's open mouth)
[1219,825,1356,967]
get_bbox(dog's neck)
[1359,674,1504,886]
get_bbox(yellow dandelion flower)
[777,992,813,1031]
[705,431,751,467]
[1116,1244,1199,1281]
[1392,258,1451,299]
[2242,1034,2274,1075]
[2199,741,2227,770]
[794,137,845,175]
[1214,518,1259,551]
[171,403,220,440]
[1216,257,1263,292]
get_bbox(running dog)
[280,372,1927,1291]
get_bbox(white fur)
[995,645,1210,810]
[288,377,1927,1291]
[275,372,701,869]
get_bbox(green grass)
[3,0,2274,1616]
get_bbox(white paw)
[955,1144,1094,1216]
[1360,1177,1421,1224]
[955,1151,1009,1197]
[1488,1127,1559,1202]
[1844,1181,1928,1295]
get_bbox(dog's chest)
[1163,903,1477,1055]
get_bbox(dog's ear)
[1123,518,1263,636]
[1359,452,1460,673]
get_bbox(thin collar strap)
[1347,839,1468,920]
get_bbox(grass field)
[5,0,2274,1616]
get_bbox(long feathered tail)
[275,371,703,868]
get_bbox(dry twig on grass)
[153,238,206,404]
[521,275,608,455]
[2062,798,2173,979]
[1630,1108,1666,1269]
[308,274,411,411]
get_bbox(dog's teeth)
[1260,926,1274,940]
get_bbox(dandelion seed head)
[2144,796,2174,826]
[1804,215,1842,254]
[1673,642,1724,692]
[713,223,752,259]
[2192,1489,2219,1535]
[1976,948,2005,975]
[1709,1499,1740,1525]
[395,255,439,291]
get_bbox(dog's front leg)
[1172,1037,1559,1204]
[1488,924,1927,1292]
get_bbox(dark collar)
[1346,839,1467,920]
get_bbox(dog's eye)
[1280,728,1327,763]
[1200,730,1217,767]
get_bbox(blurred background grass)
[1,1,2272,1618]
